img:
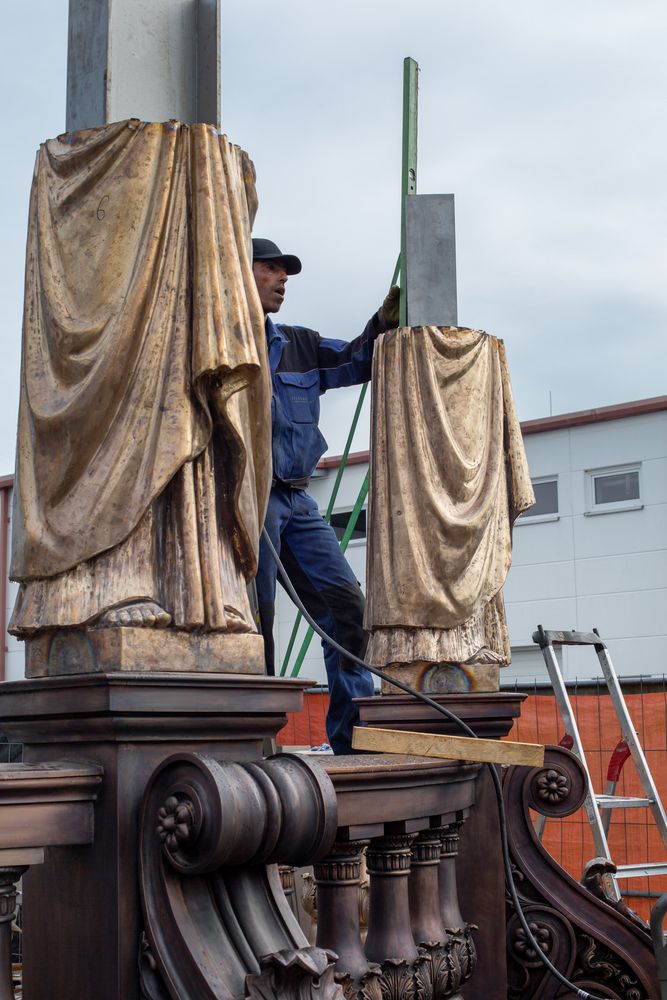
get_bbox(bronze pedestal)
[0,671,310,1000]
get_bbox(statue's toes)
[153,608,172,628]
[97,600,171,628]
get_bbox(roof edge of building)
[317,395,667,470]
[1,396,665,482]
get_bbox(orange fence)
[277,690,329,748]
[506,682,667,920]
[279,682,667,920]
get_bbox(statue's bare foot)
[463,646,504,666]
[98,601,172,628]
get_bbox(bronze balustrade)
[0,761,102,1000]
[0,742,663,999]
[135,750,481,1000]
[310,754,480,1000]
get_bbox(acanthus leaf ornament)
[244,947,343,1000]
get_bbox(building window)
[586,464,642,514]
[329,508,367,542]
[519,477,558,522]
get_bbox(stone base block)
[25,627,265,677]
[378,660,499,695]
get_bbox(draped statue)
[9,120,271,664]
[364,325,535,692]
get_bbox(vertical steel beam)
[399,57,419,326]
[405,194,458,326]
[196,0,221,129]
[66,0,109,133]
[66,0,221,132]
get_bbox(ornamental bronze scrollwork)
[139,752,342,1000]
[504,745,659,999]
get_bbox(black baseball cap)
[252,238,302,275]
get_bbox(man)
[252,238,399,755]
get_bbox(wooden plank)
[352,726,545,767]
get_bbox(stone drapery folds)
[364,326,534,669]
[10,120,271,635]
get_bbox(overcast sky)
[1,1,665,476]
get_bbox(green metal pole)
[289,471,369,678]
[279,381,368,675]
[283,53,416,679]
[400,56,419,327]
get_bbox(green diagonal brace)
[279,381,368,675]
[289,470,369,678]
[279,251,402,678]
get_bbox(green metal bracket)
[399,56,419,326]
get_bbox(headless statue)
[10,121,271,645]
[364,324,535,692]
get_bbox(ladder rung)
[614,862,667,879]
[596,794,653,809]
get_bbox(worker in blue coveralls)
[252,238,400,755]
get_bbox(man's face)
[253,260,288,315]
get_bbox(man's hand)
[380,285,400,328]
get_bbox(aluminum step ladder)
[533,626,667,901]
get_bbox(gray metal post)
[66,0,221,132]
[405,193,458,327]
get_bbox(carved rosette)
[525,754,586,820]
[535,769,569,805]
[156,795,196,851]
[511,919,552,965]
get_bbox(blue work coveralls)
[255,310,390,754]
